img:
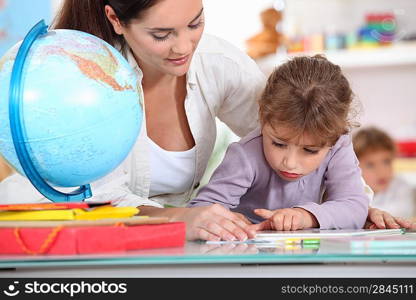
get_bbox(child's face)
[358,149,394,194]
[262,124,331,181]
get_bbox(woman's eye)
[152,33,171,41]
[189,20,204,30]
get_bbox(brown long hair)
[52,0,160,51]
[259,55,357,146]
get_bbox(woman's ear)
[104,5,124,35]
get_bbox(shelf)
[256,42,416,71]
[394,157,416,173]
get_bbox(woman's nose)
[172,33,193,55]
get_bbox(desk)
[1,233,416,278]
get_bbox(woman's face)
[107,0,204,77]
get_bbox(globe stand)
[9,20,92,202]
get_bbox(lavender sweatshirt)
[188,129,370,229]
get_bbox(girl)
[189,55,372,231]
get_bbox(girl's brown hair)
[259,55,356,146]
[353,127,396,159]
[51,0,160,52]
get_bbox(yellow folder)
[0,206,139,221]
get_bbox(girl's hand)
[365,207,416,229]
[251,207,318,231]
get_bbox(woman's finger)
[370,211,386,229]
[211,205,255,238]
[204,220,241,241]
[193,227,221,242]
[394,217,412,229]
[382,212,400,229]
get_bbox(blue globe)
[0,22,142,200]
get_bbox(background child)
[188,55,370,231]
[353,127,416,219]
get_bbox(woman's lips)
[279,171,302,179]
[166,55,189,66]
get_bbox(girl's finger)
[283,214,293,231]
[253,208,274,219]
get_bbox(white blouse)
[148,137,196,197]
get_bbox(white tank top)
[148,137,196,197]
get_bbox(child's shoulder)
[230,127,270,174]
[238,127,263,147]
[332,134,353,151]
[228,127,264,162]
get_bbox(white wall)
[51,0,274,51]
[203,0,275,50]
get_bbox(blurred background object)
[246,7,284,59]
[0,0,52,55]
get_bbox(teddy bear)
[246,7,284,59]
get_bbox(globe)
[0,21,142,201]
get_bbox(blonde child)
[353,127,416,219]
[188,55,370,231]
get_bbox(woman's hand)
[179,204,256,241]
[138,204,256,241]
[251,207,318,231]
[365,207,416,229]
